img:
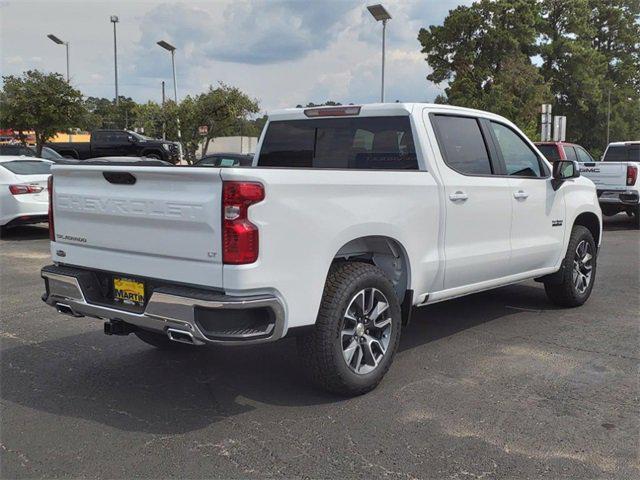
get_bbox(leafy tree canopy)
[0,70,84,155]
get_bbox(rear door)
[487,122,566,273]
[51,165,224,286]
[429,113,513,289]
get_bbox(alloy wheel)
[341,288,392,375]
[572,239,593,294]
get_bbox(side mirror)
[552,160,580,189]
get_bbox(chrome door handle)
[449,191,468,202]
[513,190,529,200]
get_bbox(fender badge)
[552,220,563,227]
[56,250,66,257]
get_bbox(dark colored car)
[194,152,253,167]
[46,130,180,163]
[0,144,36,157]
[534,141,595,163]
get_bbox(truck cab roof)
[267,103,512,123]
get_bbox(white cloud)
[1,0,468,111]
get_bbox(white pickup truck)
[579,141,639,228]
[41,103,602,395]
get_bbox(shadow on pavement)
[1,283,552,435]
[602,213,639,231]
[0,224,49,240]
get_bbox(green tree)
[195,85,260,161]
[418,0,550,136]
[0,70,85,155]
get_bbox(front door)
[430,114,513,290]
[487,121,566,273]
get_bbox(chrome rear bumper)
[41,265,285,346]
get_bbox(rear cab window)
[537,145,561,162]
[0,160,51,175]
[256,116,418,170]
[603,145,640,162]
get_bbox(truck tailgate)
[580,162,627,190]
[51,165,223,287]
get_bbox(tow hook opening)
[167,328,195,344]
[104,319,137,336]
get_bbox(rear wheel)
[544,225,597,307]
[297,262,402,396]
[0,225,7,238]
[632,206,640,229]
[134,329,191,350]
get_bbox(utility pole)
[161,81,166,140]
[111,16,119,106]
[606,90,611,146]
[367,5,392,103]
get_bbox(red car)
[534,141,596,163]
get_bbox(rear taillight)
[627,165,638,186]
[48,175,54,241]
[8,184,43,195]
[222,181,264,264]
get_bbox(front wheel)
[544,225,597,307]
[297,262,402,396]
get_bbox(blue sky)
[0,0,468,112]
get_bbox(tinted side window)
[537,145,561,162]
[92,132,108,143]
[575,146,593,163]
[257,116,418,170]
[490,122,542,177]
[564,146,577,161]
[432,115,492,175]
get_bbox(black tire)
[632,206,640,229]
[297,262,402,396]
[544,225,597,307]
[0,225,7,238]
[601,206,618,217]
[144,152,161,160]
[134,329,191,350]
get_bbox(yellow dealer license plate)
[113,277,145,306]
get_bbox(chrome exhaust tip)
[56,303,83,317]
[167,328,195,345]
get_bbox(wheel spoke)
[353,345,364,372]
[343,339,359,366]
[374,317,391,329]
[361,337,379,368]
[369,300,389,322]
[354,290,366,316]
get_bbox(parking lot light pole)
[110,16,119,106]
[367,4,392,103]
[157,40,182,161]
[47,34,69,83]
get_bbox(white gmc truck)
[41,104,602,395]
[579,141,639,228]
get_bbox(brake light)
[48,175,54,241]
[9,184,43,195]
[627,165,637,186]
[304,106,361,117]
[222,181,264,264]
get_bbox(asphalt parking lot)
[1,216,638,479]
